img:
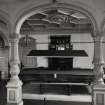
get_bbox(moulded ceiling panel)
[29,13,47,19]
[27,19,50,25]
[71,12,87,19]
[31,24,46,29]
[21,23,32,29]
[44,9,74,16]
[20,8,92,33]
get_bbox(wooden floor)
[23,82,92,105]
[23,99,92,105]
[23,82,91,95]
[0,80,7,105]
[0,80,92,105]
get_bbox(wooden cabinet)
[48,35,73,70]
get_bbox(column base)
[6,79,23,105]
[93,84,105,105]
[7,101,23,105]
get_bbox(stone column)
[93,35,104,85]
[6,33,23,105]
[92,32,105,105]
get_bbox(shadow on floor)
[0,80,7,105]
[23,99,91,105]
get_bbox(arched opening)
[15,3,97,103]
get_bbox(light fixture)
[24,34,31,46]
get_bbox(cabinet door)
[48,35,73,70]
[48,58,73,70]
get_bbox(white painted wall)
[33,35,49,67]
[71,33,94,69]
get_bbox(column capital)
[9,33,20,43]
[93,30,104,37]
[9,33,20,39]
[92,35,104,42]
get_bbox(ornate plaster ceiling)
[20,9,92,34]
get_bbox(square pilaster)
[6,80,23,105]
[93,84,105,105]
